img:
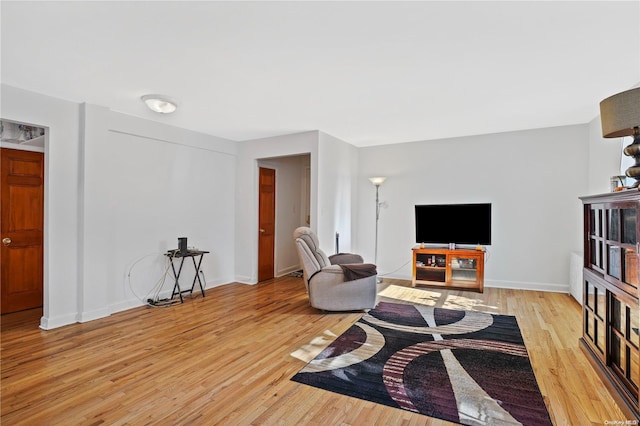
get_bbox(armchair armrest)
[308,265,347,287]
[307,265,378,311]
[309,263,377,285]
[329,253,364,265]
[338,263,377,281]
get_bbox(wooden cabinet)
[412,247,485,292]
[581,191,640,419]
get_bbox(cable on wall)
[126,250,179,308]
[378,259,412,278]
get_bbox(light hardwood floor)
[1,277,628,425]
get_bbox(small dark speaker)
[178,237,188,255]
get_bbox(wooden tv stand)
[412,246,485,292]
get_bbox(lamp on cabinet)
[600,87,640,187]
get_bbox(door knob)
[2,237,11,246]
[259,229,265,233]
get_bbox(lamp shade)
[369,177,387,186]
[600,87,640,138]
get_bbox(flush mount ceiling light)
[141,94,177,114]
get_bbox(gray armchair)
[293,227,377,311]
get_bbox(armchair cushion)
[294,227,330,269]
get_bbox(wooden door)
[258,167,275,282]
[1,148,44,314]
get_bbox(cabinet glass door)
[450,256,477,282]
[590,206,604,272]
[610,294,639,396]
[606,206,639,291]
[622,208,639,289]
[584,277,606,358]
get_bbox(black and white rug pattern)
[292,301,552,425]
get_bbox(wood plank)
[0,277,628,424]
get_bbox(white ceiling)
[2,1,639,147]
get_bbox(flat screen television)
[415,203,492,245]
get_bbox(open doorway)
[257,154,311,281]
[0,120,46,315]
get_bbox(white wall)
[3,82,625,327]
[587,115,624,195]
[80,105,237,320]
[317,132,360,256]
[235,131,319,283]
[577,103,633,304]
[356,125,589,292]
[258,154,310,277]
[235,130,360,282]
[2,84,82,328]
[2,84,238,328]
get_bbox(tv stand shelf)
[412,247,485,292]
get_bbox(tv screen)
[415,203,492,245]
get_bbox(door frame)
[255,154,312,281]
[0,118,47,320]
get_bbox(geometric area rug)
[291,302,552,425]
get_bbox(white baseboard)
[276,265,301,277]
[484,279,569,293]
[110,296,150,314]
[109,279,234,314]
[41,280,238,329]
[39,313,78,330]
[382,274,570,294]
[205,278,233,289]
[235,275,257,284]
[76,307,111,323]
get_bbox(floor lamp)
[369,177,386,266]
